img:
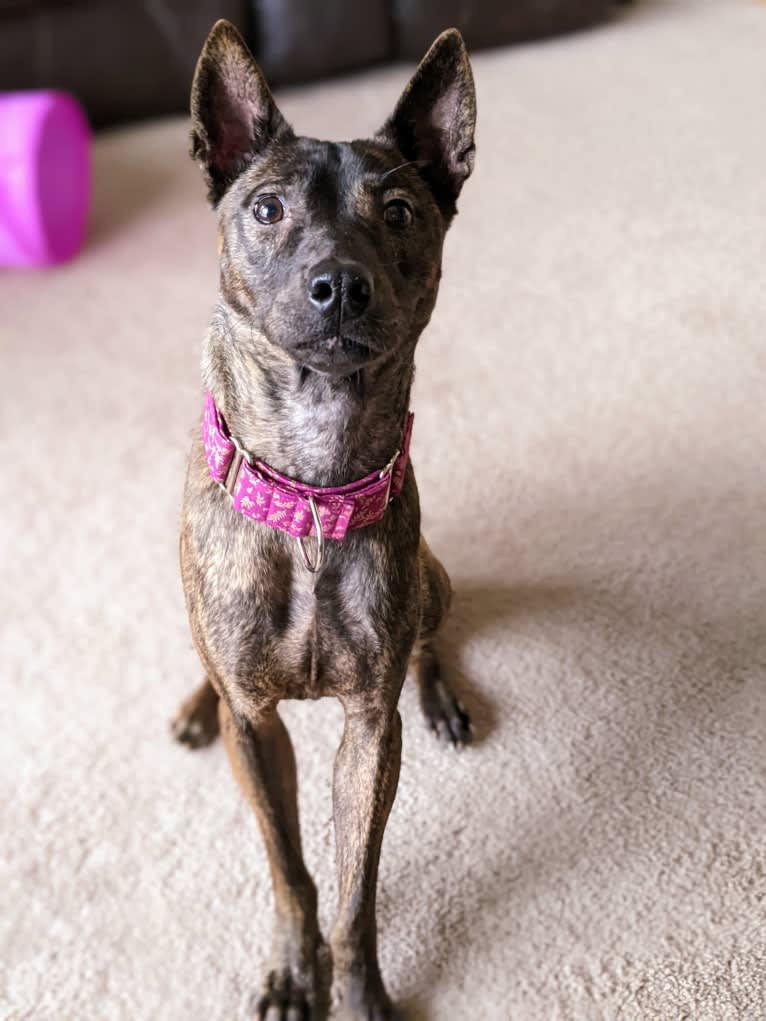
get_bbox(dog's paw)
[420,675,472,747]
[335,1006,403,1021]
[170,683,220,749]
[254,969,315,1020]
[332,966,403,1021]
[333,988,403,1021]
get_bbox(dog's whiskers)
[379,159,430,183]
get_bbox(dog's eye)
[383,199,413,229]
[253,195,285,225]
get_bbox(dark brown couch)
[0,0,614,127]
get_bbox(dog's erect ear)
[380,29,476,220]
[191,20,292,205]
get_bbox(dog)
[172,19,476,1020]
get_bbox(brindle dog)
[172,19,476,1020]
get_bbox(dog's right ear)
[191,20,292,206]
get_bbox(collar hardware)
[297,496,325,573]
[218,433,251,498]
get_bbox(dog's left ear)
[380,29,476,220]
[191,19,293,205]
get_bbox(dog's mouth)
[298,333,380,376]
[335,334,374,361]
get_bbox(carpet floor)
[2,1,765,1018]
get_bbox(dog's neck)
[203,306,415,488]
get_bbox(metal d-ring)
[297,495,325,573]
[217,433,251,500]
[379,447,400,505]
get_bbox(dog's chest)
[276,563,383,699]
[193,519,385,709]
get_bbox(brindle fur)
[173,20,476,1020]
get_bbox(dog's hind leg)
[413,538,471,746]
[412,639,471,746]
[219,699,322,1020]
[170,676,220,748]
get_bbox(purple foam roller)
[0,91,91,267]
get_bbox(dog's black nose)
[308,260,373,319]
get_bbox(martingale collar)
[202,392,414,571]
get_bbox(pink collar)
[202,392,413,569]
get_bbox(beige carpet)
[2,1,765,1018]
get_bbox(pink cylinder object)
[0,91,91,267]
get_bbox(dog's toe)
[421,677,472,748]
[171,715,217,749]
[333,990,403,1021]
[170,683,220,749]
[256,970,313,1021]
[370,1007,403,1021]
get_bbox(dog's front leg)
[218,700,322,1019]
[331,698,403,1021]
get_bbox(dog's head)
[191,20,475,379]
